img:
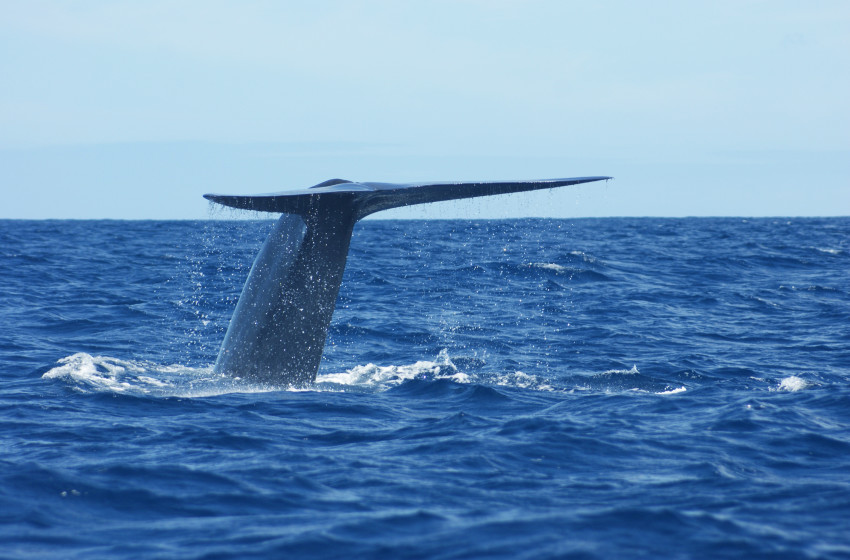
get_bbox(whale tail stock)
[204,176,611,385]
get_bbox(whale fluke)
[204,176,610,385]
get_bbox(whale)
[204,176,610,386]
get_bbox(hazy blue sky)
[1,1,847,219]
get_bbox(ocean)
[2,217,849,559]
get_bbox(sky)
[1,1,848,219]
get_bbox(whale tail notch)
[205,176,611,385]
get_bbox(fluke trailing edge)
[204,177,611,385]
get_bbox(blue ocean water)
[2,217,849,559]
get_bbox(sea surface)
[2,217,849,559]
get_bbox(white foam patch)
[493,371,553,391]
[603,365,640,375]
[529,262,567,273]
[812,247,840,255]
[45,350,664,397]
[657,386,687,395]
[42,353,279,398]
[43,350,475,397]
[775,376,809,392]
[316,348,470,391]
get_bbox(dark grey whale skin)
[204,177,610,386]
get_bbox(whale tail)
[205,176,610,385]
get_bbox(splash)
[316,349,470,391]
[44,352,686,397]
[42,350,472,397]
[775,376,809,392]
[42,352,277,397]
